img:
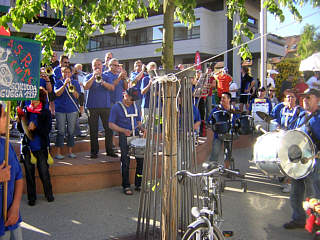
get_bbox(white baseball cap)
[268,69,279,75]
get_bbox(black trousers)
[87,108,113,155]
[119,133,144,189]
[22,147,53,201]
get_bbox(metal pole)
[3,101,11,221]
[260,0,267,87]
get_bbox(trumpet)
[45,66,53,76]
[68,82,75,93]
[96,75,102,84]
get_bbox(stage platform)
[10,131,256,194]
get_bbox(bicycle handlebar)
[175,165,245,180]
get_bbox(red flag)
[0,26,10,36]
[195,51,201,70]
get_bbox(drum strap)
[118,101,138,137]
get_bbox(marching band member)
[208,92,239,169]
[283,88,320,229]
[84,58,116,159]
[17,88,54,206]
[0,102,23,239]
[129,60,146,112]
[53,55,70,82]
[141,62,157,125]
[104,58,128,105]
[109,88,144,195]
[102,52,113,72]
[54,66,81,160]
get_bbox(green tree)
[297,24,320,59]
[1,0,319,68]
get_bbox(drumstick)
[255,124,268,134]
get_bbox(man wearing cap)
[283,88,320,229]
[266,69,278,89]
[109,87,144,195]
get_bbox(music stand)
[220,125,247,193]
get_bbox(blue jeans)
[119,133,144,189]
[290,159,320,222]
[209,137,222,162]
[55,111,78,147]
[0,226,22,240]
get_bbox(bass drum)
[253,130,316,180]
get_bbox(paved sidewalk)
[19,147,311,240]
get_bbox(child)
[0,102,23,240]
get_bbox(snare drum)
[128,138,147,158]
[253,130,315,179]
[211,110,230,134]
[237,115,253,135]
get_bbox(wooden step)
[9,131,255,194]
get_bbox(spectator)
[0,102,23,239]
[268,87,279,108]
[306,71,320,89]
[266,69,278,89]
[239,66,255,112]
[213,67,232,98]
[294,76,309,107]
[229,80,238,107]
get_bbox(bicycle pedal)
[222,231,234,237]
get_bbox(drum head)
[130,138,147,147]
[278,130,315,179]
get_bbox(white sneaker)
[282,184,291,193]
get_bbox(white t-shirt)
[306,76,320,89]
[229,82,238,98]
[266,77,275,88]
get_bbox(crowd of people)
[0,49,320,239]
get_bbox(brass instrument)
[68,82,75,93]
[45,66,53,76]
[96,75,102,84]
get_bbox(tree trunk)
[161,0,175,70]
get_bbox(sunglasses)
[286,96,295,99]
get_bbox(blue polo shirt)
[0,138,23,236]
[54,78,81,113]
[85,73,113,109]
[271,102,285,124]
[53,66,62,82]
[109,102,141,132]
[104,71,124,104]
[130,71,144,98]
[141,75,151,109]
[295,110,320,151]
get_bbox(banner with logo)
[195,50,201,71]
[0,35,41,101]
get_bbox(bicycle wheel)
[182,222,225,240]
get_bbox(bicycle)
[176,162,244,240]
